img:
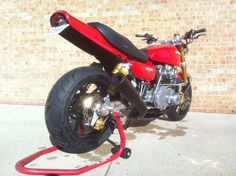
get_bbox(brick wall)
[0,0,236,113]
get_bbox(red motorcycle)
[46,10,206,154]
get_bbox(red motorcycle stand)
[15,112,131,175]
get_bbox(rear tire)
[45,67,116,153]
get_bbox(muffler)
[112,73,147,118]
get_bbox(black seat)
[88,22,148,63]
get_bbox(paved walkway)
[0,104,236,176]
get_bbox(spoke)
[74,118,85,135]
[74,119,80,134]
[79,120,85,135]
[91,87,101,94]
[176,106,181,113]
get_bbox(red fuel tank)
[147,45,181,66]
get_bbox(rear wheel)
[166,85,192,121]
[45,67,116,153]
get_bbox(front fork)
[178,46,191,107]
[179,46,188,83]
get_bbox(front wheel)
[166,85,192,121]
[45,67,116,153]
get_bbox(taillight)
[50,13,67,27]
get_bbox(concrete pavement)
[0,104,236,176]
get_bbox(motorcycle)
[45,10,206,154]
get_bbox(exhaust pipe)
[112,73,147,118]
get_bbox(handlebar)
[183,28,207,40]
[136,28,206,45]
[135,33,157,44]
[135,34,146,37]
[194,28,206,34]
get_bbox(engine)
[139,65,182,111]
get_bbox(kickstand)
[15,111,131,175]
